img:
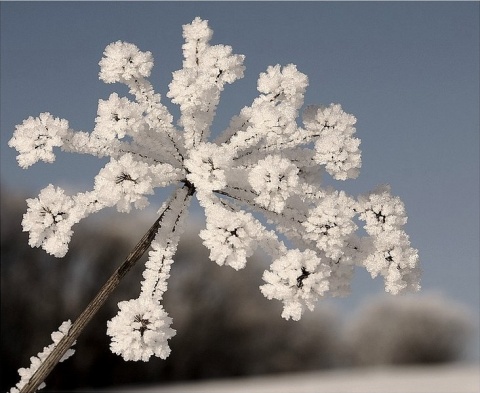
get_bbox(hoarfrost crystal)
[107,297,175,361]
[9,320,75,393]
[9,113,69,169]
[10,16,420,371]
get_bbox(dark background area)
[1,188,475,391]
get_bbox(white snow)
[113,364,479,393]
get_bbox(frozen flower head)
[261,249,331,320]
[248,155,299,213]
[303,190,358,260]
[8,113,69,169]
[94,153,156,212]
[304,104,361,180]
[200,206,262,270]
[22,185,77,257]
[10,16,420,371]
[107,297,175,361]
[94,93,146,140]
[257,64,308,110]
[357,185,408,236]
[363,230,420,294]
[99,41,153,84]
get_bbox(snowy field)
[112,363,479,393]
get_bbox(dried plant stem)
[19,210,168,393]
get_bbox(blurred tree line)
[1,188,474,391]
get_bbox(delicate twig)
[19,194,178,393]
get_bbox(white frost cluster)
[10,17,420,366]
[99,41,154,84]
[107,297,175,361]
[303,104,361,180]
[9,113,69,169]
[248,155,299,213]
[22,184,77,257]
[94,93,146,140]
[357,185,420,294]
[10,320,75,393]
[199,205,263,270]
[261,249,331,320]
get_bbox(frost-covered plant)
[8,17,419,392]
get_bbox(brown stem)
[19,190,184,393]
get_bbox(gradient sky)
[1,1,479,355]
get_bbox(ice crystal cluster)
[9,17,420,364]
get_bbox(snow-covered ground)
[113,363,479,393]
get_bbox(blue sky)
[1,1,479,354]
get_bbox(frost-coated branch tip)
[9,320,75,393]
